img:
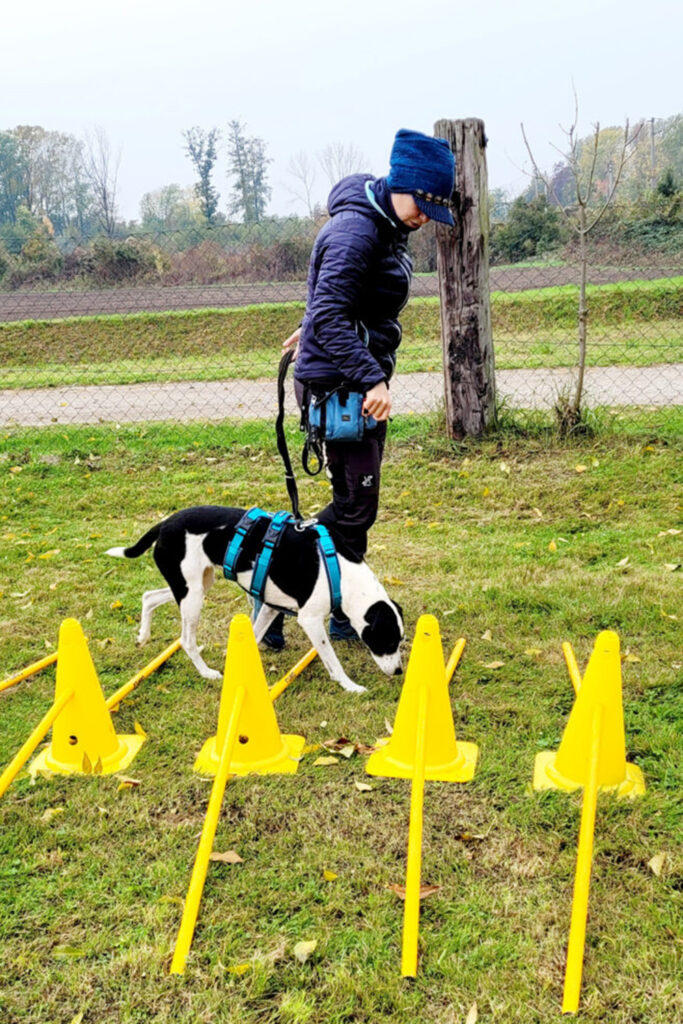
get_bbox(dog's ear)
[361,600,402,656]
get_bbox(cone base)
[193,732,305,777]
[533,750,645,798]
[29,734,145,778]
[366,740,479,782]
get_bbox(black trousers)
[294,378,387,561]
[315,421,387,560]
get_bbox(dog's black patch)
[361,600,402,657]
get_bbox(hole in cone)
[238,735,249,745]
[68,735,78,746]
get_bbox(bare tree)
[82,126,120,237]
[521,98,640,430]
[317,142,367,188]
[286,150,318,217]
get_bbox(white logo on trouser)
[361,475,375,487]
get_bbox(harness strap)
[222,507,267,581]
[249,510,293,602]
[313,524,343,613]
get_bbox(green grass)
[0,278,681,390]
[0,417,681,1023]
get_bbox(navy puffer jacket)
[294,174,413,389]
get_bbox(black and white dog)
[106,506,404,693]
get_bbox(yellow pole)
[401,678,429,978]
[106,639,181,711]
[170,684,246,975]
[0,652,58,694]
[0,688,74,799]
[268,648,317,702]
[562,642,582,696]
[445,638,466,686]
[562,703,603,1014]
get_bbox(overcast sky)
[5,0,680,221]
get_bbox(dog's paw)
[340,681,367,694]
[136,635,149,646]
[201,668,222,680]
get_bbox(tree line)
[0,115,680,288]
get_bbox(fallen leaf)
[37,549,60,560]
[227,962,252,975]
[384,576,405,586]
[384,717,394,735]
[663,563,681,572]
[480,629,493,641]
[482,661,505,670]
[53,946,86,960]
[575,464,587,473]
[524,647,542,656]
[455,832,486,842]
[623,653,641,664]
[660,609,678,621]
[356,743,377,755]
[616,556,630,567]
[322,869,338,882]
[210,850,243,864]
[312,756,339,767]
[482,487,490,497]
[548,539,557,552]
[110,599,123,610]
[338,744,356,759]
[69,1013,84,1024]
[96,806,109,816]
[293,939,317,964]
[387,883,441,900]
[41,806,64,822]
[117,776,141,790]
[302,742,321,754]
[648,852,666,876]
[465,1002,478,1024]
[657,528,681,537]
[499,461,511,474]
[354,781,373,792]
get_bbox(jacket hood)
[326,173,407,234]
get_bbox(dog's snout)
[393,665,403,676]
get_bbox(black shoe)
[261,612,286,651]
[329,613,358,641]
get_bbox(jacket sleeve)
[308,225,387,388]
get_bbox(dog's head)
[360,598,404,676]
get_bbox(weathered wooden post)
[434,118,495,437]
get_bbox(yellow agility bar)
[562,642,582,696]
[170,684,246,975]
[401,678,429,978]
[562,703,603,1014]
[106,639,182,711]
[445,638,466,687]
[0,687,74,799]
[268,647,317,702]
[0,652,58,694]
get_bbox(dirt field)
[0,264,678,322]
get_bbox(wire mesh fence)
[0,217,681,435]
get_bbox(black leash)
[275,349,302,520]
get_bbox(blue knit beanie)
[386,128,455,226]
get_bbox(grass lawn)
[0,416,681,1024]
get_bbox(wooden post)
[434,118,495,438]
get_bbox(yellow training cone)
[29,618,144,777]
[534,630,645,798]
[194,614,305,776]
[366,614,478,782]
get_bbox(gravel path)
[1,364,680,426]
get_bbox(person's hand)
[282,327,301,359]
[363,381,391,421]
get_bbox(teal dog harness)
[222,507,342,612]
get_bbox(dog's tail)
[106,522,162,560]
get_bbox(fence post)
[434,118,495,438]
